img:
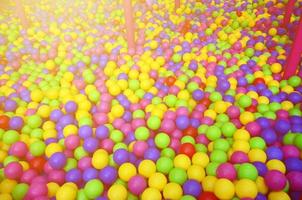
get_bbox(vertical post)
[283,16,302,79]
[123,0,135,50]
[175,0,180,10]
[15,0,29,29]
[283,0,295,26]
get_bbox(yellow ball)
[45,143,63,157]
[213,101,227,114]
[141,188,162,200]
[271,63,282,73]
[214,179,235,200]
[108,184,128,200]
[163,183,183,200]
[0,179,16,194]
[37,105,51,118]
[63,125,78,137]
[148,172,167,191]
[92,149,108,170]
[232,140,250,153]
[56,183,77,200]
[235,179,258,199]
[173,154,191,170]
[0,194,12,200]
[268,28,277,36]
[268,191,290,200]
[233,129,250,141]
[118,162,137,181]
[202,176,217,192]
[187,165,206,182]
[248,149,267,163]
[266,159,286,173]
[138,160,156,178]
[192,152,209,167]
[239,112,255,125]
[256,177,268,195]
[204,109,217,120]
[111,104,124,118]
[47,182,60,197]
[31,89,43,102]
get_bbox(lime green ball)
[133,110,145,119]
[181,195,196,200]
[238,163,258,181]
[238,95,252,108]
[84,179,104,199]
[283,133,296,145]
[195,144,207,152]
[169,167,187,184]
[64,158,77,171]
[221,122,236,137]
[213,139,230,151]
[164,95,177,107]
[3,130,19,145]
[206,126,221,141]
[210,150,228,163]
[110,130,124,143]
[27,115,42,129]
[172,54,182,63]
[206,162,219,176]
[288,76,301,87]
[245,48,255,57]
[88,90,100,102]
[161,148,175,159]
[12,183,29,200]
[294,134,302,150]
[156,157,174,174]
[134,127,150,141]
[209,92,222,102]
[129,80,140,91]
[30,140,46,156]
[249,137,266,149]
[147,116,161,130]
[155,133,170,149]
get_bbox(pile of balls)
[0,0,302,199]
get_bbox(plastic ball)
[84,179,104,199]
[238,163,258,181]
[118,162,137,181]
[147,116,161,130]
[183,179,202,197]
[235,179,258,199]
[214,178,235,200]
[128,175,147,195]
[163,182,183,200]
[49,152,66,169]
[141,188,162,200]
[169,167,187,184]
[154,133,170,149]
[56,183,77,200]
[92,149,108,170]
[216,163,236,180]
[264,170,287,191]
[138,160,156,178]
[4,162,23,180]
[108,184,128,200]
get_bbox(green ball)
[129,80,140,91]
[147,116,161,130]
[110,130,124,143]
[221,122,236,137]
[257,104,269,113]
[155,133,170,149]
[12,183,29,200]
[30,140,46,156]
[27,115,42,129]
[88,90,100,102]
[294,135,302,150]
[84,179,104,199]
[161,148,175,159]
[77,189,89,200]
[283,133,296,145]
[245,48,255,57]
[156,157,173,174]
[195,144,207,152]
[3,130,19,145]
[181,136,195,144]
[172,54,182,63]
[206,162,219,176]
[210,150,228,163]
[206,126,221,141]
[288,76,301,87]
[238,163,258,181]
[213,139,230,151]
[249,137,266,149]
[64,158,77,171]
[164,95,177,107]
[133,110,145,119]
[134,127,150,141]
[216,114,229,123]
[168,167,187,184]
[74,146,88,160]
[238,95,252,108]
[209,92,222,102]
[181,195,196,200]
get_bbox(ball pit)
[0,0,302,199]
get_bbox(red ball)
[165,76,176,86]
[198,192,218,200]
[201,98,211,107]
[183,126,198,137]
[0,115,10,130]
[30,157,46,173]
[179,143,195,158]
[253,78,265,85]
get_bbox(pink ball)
[246,122,261,137]
[9,141,28,157]
[78,157,92,171]
[27,183,48,197]
[133,141,148,157]
[4,162,23,179]
[100,138,114,153]
[265,170,287,191]
[282,145,300,159]
[227,106,240,119]
[216,163,237,181]
[160,119,176,133]
[21,169,38,184]
[47,170,65,185]
[65,135,80,150]
[128,175,147,195]
[287,171,302,191]
[230,151,249,164]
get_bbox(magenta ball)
[264,170,287,191]
[4,161,23,179]
[128,175,147,195]
[216,163,237,180]
[27,183,48,197]
[230,151,249,164]
[287,171,302,191]
[133,141,148,157]
[9,141,28,157]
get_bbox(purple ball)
[66,169,81,183]
[78,125,93,138]
[265,170,287,191]
[176,115,190,130]
[113,149,129,165]
[4,99,17,111]
[192,90,204,101]
[274,119,290,134]
[128,175,147,195]
[256,193,267,200]
[285,158,302,172]
[50,109,64,122]
[95,125,109,139]
[143,147,160,161]
[9,116,24,130]
[266,147,283,160]
[64,101,78,113]
[261,128,277,145]
[183,179,202,197]
[83,168,98,182]
[49,152,66,169]
[253,162,268,177]
[83,137,99,153]
[99,166,117,184]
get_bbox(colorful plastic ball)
[148,172,167,191]
[169,167,187,185]
[0,115,10,130]
[156,157,174,174]
[118,162,137,181]
[92,149,108,170]
[183,179,202,197]
[163,182,183,200]
[84,179,104,199]
[49,152,66,169]
[99,166,117,185]
[266,146,283,160]
[66,169,82,184]
[134,127,150,141]
[56,183,77,200]
[108,184,128,200]
[187,165,206,182]
[206,126,221,141]
[286,171,302,191]
[154,133,170,149]
[198,192,218,200]
[264,170,287,191]
[138,160,156,178]
[4,162,23,180]
[268,191,291,200]
[214,178,235,200]
[128,175,147,195]
[147,116,161,130]
[238,163,258,181]
[216,163,236,180]
[235,179,258,199]
[141,188,162,200]
[9,141,27,158]
[238,95,252,108]
[176,115,190,130]
[113,149,129,165]
[12,183,29,200]
[192,152,209,167]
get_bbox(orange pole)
[123,0,135,50]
